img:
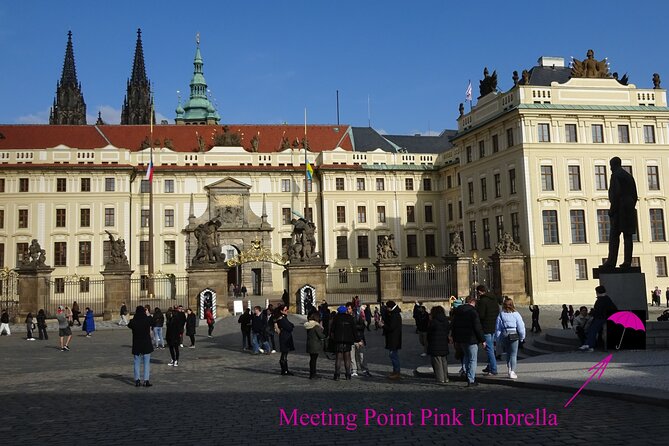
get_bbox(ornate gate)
[402,263,454,301]
[0,267,19,319]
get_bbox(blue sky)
[1,0,668,135]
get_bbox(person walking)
[559,304,570,330]
[238,308,252,350]
[118,302,129,326]
[352,308,371,377]
[71,301,81,326]
[166,307,181,367]
[56,306,72,351]
[275,304,295,376]
[452,295,485,387]
[264,304,277,353]
[579,285,619,352]
[128,305,154,387]
[529,305,541,333]
[152,307,165,348]
[383,300,402,380]
[250,306,271,354]
[204,306,215,338]
[568,305,575,327]
[82,307,95,337]
[495,297,526,379]
[475,285,499,376]
[25,313,36,340]
[0,309,11,335]
[427,305,450,384]
[363,304,372,331]
[331,305,357,380]
[185,308,197,348]
[36,309,48,340]
[304,312,325,379]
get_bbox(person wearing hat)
[383,300,403,379]
[330,303,358,380]
[56,306,72,351]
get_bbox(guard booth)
[198,288,217,320]
[297,285,316,315]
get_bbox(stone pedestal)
[443,255,471,299]
[375,261,403,303]
[101,268,133,321]
[597,269,647,350]
[491,253,528,304]
[187,266,230,317]
[16,267,54,317]
[287,262,327,313]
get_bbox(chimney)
[538,56,565,68]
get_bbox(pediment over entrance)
[205,177,251,192]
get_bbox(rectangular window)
[281,238,292,257]
[336,205,346,223]
[538,123,551,142]
[0,243,4,268]
[406,205,415,223]
[466,146,472,163]
[482,218,491,249]
[405,178,414,190]
[164,209,175,227]
[141,209,150,228]
[478,140,485,158]
[547,260,561,281]
[139,241,149,265]
[56,178,67,192]
[78,241,91,266]
[469,220,477,250]
[80,277,90,293]
[16,242,28,266]
[650,208,666,241]
[0,209,3,229]
[358,268,368,283]
[447,176,452,189]
[357,206,367,223]
[423,178,432,191]
[568,166,582,191]
[406,234,418,257]
[80,208,90,227]
[18,209,28,228]
[468,181,474,204]
[336,236,348,259]
[458,201,463,219]
[335,178,345,191]
[570,210,587,243]
[19,178,29,192]
[506,128,514,147]
[0,178,4,192]
[448,203,453,221]
[480,177,487,201]
[54,278,65,294]
[54,241,67,267]
[140,275,149,292]
[305,207,315,223]
[338,269,348,284]
[425,234,436,257]
[618,125,630,143]
[164,241,176,264]
[377,205,386,223]
[495,215,504,242]
[103,241,111,265]
[656,256,668,277]
[281,179,291,192]
[622,165,633,175]
[81,178,91,192]
[644,125,656,143]
[376,178,385,191]
[56,209,66,227]
[648,166,660,191]
[575,259,588,280]
[105,178,115,192]
[357,235,369,259]
[164,179,174,193]
[565,124,578,142]
[356,178,365,191]
[509,169,517,195]
[140,180,150,193]
[542,210,559,244]
[304,178,313,193]
[592,124,604,143]
[282,208,292,225]
[541,166,554,191]
[424,205,433,223]
[492,134,499,153]
[597,209,610,242]
[595,165,608,190]
[494,173,501,198]
[511,212,520,243]
[104,208,115,227]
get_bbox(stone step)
[545,332,582,346]
[533,338,579,352]
[520,343,555,357]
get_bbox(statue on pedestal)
[495,232,521,255]
[21,239,49,268]
[448,233,464,256]
[192,219,223,264]
[104,231,129,267]
[288,218,318,262]
[376,234,399,260]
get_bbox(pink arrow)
[564,353,613,408]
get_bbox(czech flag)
[306,162,314,180]
[145,158,154,182]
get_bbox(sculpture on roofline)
[479,67,498,97]
[571,49,610,79]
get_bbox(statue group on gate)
[104,231,129,267]
[448,233,464,256]
[287,218,317,262]
[377,234,398,260]
[20,239,49,268]
[495,232,521,255]
[192,218,224,264]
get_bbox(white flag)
[465,80,472,102]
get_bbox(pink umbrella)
[608,311,645,350]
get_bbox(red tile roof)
[0,124,353,153]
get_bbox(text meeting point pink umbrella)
[607,311,646,349]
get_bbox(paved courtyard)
[0,312,666,445]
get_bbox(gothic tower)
[50,31,87,125]
[175,34,220,125]
[121,28,155,125]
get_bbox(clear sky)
[1,0,668,135]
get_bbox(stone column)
[375,261,403,303]
[287,262,327,313]
[16,267,54,317]
[443,255,471,299]
[187,266,229,317]
[490,253,528,304]
[101,269,133,321]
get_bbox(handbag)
[502,318,520,342]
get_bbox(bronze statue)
[571,49,610,79]
[601,157,638,269]
[479,67,498,97]
[653,73,661,89]
[449,233,464,256]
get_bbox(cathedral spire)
[50,31,87,125]
[121,28,155,125]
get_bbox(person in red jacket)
[204,307,215,338]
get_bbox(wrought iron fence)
[324,267,379,306]
[402,265,454,301]
[130,275,190,311]
[47,275,105,318]
[0,268,19,320]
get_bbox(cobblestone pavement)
[0,315,665,445]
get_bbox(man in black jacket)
[383,300,403,379]
[475,285,500,376]
[579,285,618,352]
[452,295,486,386]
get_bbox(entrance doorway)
[222,244,240,296]
[252,268,262,295]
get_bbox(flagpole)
[304,107,309,222]
[148,98,155,298]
